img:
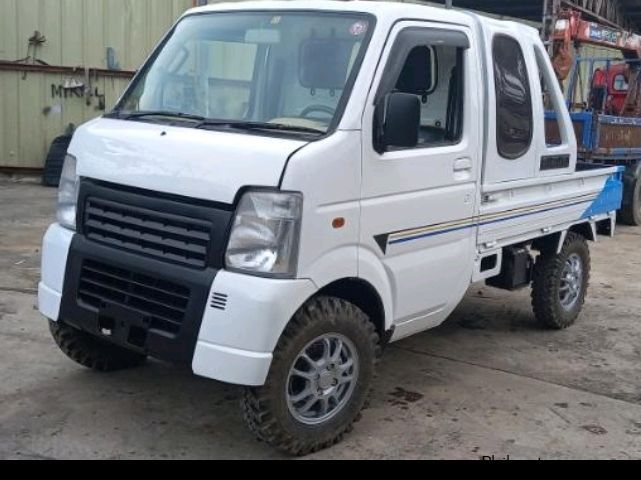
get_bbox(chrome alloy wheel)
[286,334,359,426]
[559,253,583,310]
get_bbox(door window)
[377,28,467,150]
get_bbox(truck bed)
[477,165,623,251]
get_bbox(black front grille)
[78,180,233,270]
[78,259,190,335]
[83,197,213,268]
[66,180,229,362]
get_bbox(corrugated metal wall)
[0,0,195,169]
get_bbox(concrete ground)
[1,178,640,460]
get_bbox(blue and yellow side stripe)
[373,193,600,254]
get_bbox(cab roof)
[183,0,539,37]
[185,0,472,24]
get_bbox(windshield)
[114,11,373,136]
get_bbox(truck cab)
[39,1,623,455]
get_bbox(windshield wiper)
[113,110,206,122]
[110,112,325,135]
[195,120,324,135]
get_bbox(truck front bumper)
[38,224,74,322]
[38,223,317,386]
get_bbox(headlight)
[57,154,79,231]
[226,191,303,277]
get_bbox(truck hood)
[69,118,308,204]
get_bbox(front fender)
[357,247,395,332]
[301,245,395,333]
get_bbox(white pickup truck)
[39,1,623,455]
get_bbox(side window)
[534,47,562,147]
[393,43,465,148]
[376,27,470,148]
[493,35,533,159]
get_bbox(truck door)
[360,22,482,339]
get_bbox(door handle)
[453,158,472,172]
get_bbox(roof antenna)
[445,0,453,8]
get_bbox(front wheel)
[531,232,591,330]
[241,297,380,456]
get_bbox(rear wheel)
[241,296,380,456]
[531,232,591,330]
[619,177,641,226]
[49,320,146,372]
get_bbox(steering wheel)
[300,104,335,119]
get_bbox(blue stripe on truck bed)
[581,170,624,220]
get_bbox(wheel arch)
[315,277,392,345]
[532,222,596,256]
[568,222,596,243]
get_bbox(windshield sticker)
[270,16,282,25]
[349,21,368,37]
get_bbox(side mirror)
[375,92,420,153]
